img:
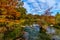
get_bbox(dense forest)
[0,0,60,40]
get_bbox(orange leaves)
[0,0,18,8]
[0,18,6,22]
[47,16,55,24]
[0,8,7,15]
[9,0,13,2]
[12,1,18,6]
[0,1,21,20]
[0,27,7,33]
[0,0,21,33]
[39,16,55,25]
[16,12,20,17]
[8,0,18,6]
[14,20,20,24]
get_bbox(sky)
[22,0,60,15]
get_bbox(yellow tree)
[0,0,21,32]
[0,0,24,40]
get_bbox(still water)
[23,24,60,40]
[23,24,40,40]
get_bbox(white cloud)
[27,0,36,3]
[46,0,55,7]
[38,0,46,2]
[23,0,60,15]
[30,2,39,8]
[57,3,60,9]
[23,2,31,13]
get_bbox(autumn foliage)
[0,0,21,33]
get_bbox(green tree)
[16,7,27,19]
[55,12,60,24]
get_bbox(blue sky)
[22,0,60,15]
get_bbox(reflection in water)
[23,24,40,40]
[52,35,60,40]
[46,26,55,34]
[23,24,60,40]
